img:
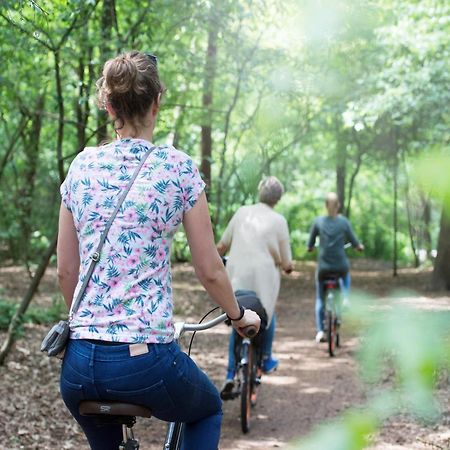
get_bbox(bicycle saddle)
[79,400,152,418]
[321,272,342,281]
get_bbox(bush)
[0,295,67,332]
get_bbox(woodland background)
[0,2,449,449]
[0,0,449,286]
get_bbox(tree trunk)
[17,94,45,265]
[335,122,346,213]
[392,135,399,277]
[432,202,450,290]
[200,13,218,191]
[54,49,66,183]
[345,150,363,219]
[405,189,419,268]
[97,0,116,144]
[0,114,29,183]
[421,194,432,259]
[75,39,94,150]
[403,154,420,268]
[0,233,58,365]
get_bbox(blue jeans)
[226,314,276,374]
[60,339,222,450]
[315,272,351,332]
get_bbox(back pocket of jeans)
[106,379,175,413]
[60,377,84,408]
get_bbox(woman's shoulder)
[261,204,286,221]
[66,146,99,170]
[273,210,289,226]
[162,145,198,166]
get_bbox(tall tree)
[97,0,117,144]
[432,202,450,289]
[200,7,219,190]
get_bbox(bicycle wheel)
[327,311,336,357]
[336,298,342,348]
[240,343,253,433]
[251,364,262,407]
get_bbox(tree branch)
[0,115,30,182]
[0,11,54,50]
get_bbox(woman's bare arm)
[216,211,236,256]
[216,241,228,256]
[279,218,293,273]
[183,192,260,333]
[57,203,80,309]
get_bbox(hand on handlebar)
[357,244,364,252]
[307,247,314,253]
[231,309,261,338]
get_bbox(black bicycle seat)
[321,273,341,282]
[79,400,152,418]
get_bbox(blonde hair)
[325,192,339,206]
[258,176,284,206]
[96,51,164,134]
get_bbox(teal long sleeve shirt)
[307,215,360,273]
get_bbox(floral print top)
[61,138,205,343]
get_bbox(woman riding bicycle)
[57,51,260,450]
[307,192,363,343]
[217,176,293,396]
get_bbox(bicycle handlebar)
[182,313,228,333]
[242,325,258,338]
[310,242,360,251]
[174,313,258,340]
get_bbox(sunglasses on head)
[145,53,158,66]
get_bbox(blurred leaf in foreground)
[413,152,450,206]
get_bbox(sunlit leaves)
[413,152,450,207]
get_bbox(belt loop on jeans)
[89,343,95,382]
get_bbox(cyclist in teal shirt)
[307,192,363,342]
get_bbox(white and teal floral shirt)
[61,138,205,343]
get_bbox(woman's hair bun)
[104,55,138,95]
[97,51,164,134]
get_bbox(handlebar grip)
[242,325,258,338]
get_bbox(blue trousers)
[315,272,351,332]
[226,314,276,373]
[60,339,222,450]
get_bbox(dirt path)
[0,261,448,449]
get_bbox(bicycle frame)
[232,331,263,433]
[163,313,228,449]
[323,278,342,357]
[239,337,251,365]
[324,277,343,315]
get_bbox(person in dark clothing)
[307,192,364,342]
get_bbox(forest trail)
[0,261,448,449]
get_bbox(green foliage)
[414,152,450,206]
[0,299,17,331]
[291,409,378,450]
[0,296,67,332]
[171,230,191,263]
[0,0,447,269]
[290,292,450,449]
[23,295,67,326]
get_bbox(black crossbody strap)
[69,145,155,320]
